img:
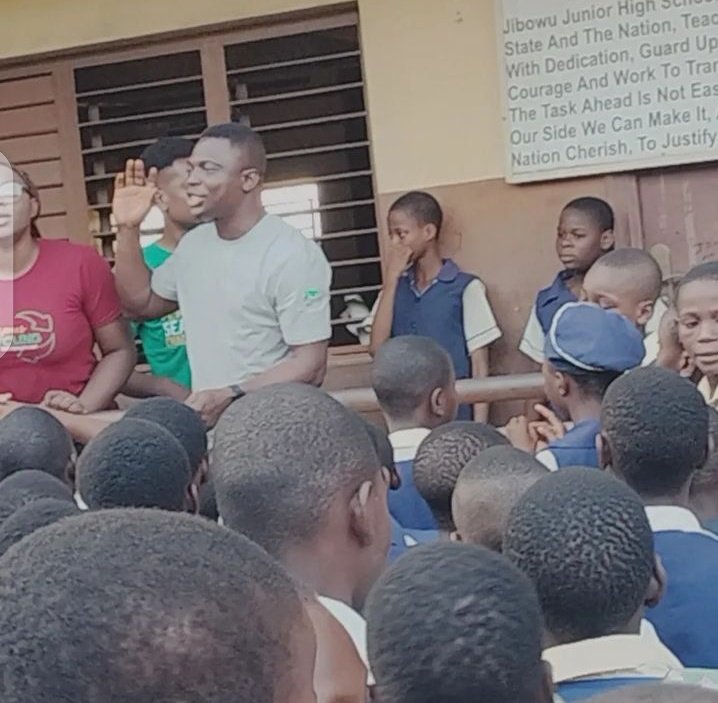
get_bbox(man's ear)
[349,480,375,547]
[423,223,438,243]
[556,371,569,398]
[154,188,169,213]
[600,229,615,252]
[430,387,446,418]
[679,351,697,379]
[636,300,655,327]
[597,432,612,470]
[645,554,667,609]
[241,169,262,193]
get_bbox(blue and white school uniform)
[645,506,718,668]
[536,418,602,471]
[367,259,501,421]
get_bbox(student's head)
[0,469,74,526]
[371,336,458,430]
[413,421,509,533]
[140,137,196,227]
[367,543,551,703]
[582,248,662,327]
[601,367,709,501]
[76,418,195,512]
[186,122,267,221]
[676,261,718,379]
[0,509,316,703]
[586,684,718,703]
[504,469,660,646]
[557,196,615,273]
[0,406,75,484]
[387,191,443,262]
[543,302,645,421]
[452,446,548,551]
[0,161,41,242]
[0,497,78,557]
[124,397,208,483]
[213,383,391,608]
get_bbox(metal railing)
[331,373,545,413]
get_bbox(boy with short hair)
[76,418,195,512]
[507,302,645,471]
[581,247,665,364]
[124,137,196,401]
[369,191,501,421]
[366,543,553,703]
[520,196,615,363]
[371,336,458,531]
[504,469,710,702]
[601,367,718,668]
[451,445,547,551]
[413,421,508,537]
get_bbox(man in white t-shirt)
[114,124,331,427]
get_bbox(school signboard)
[496,0,718,183]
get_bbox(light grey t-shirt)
[151,214,332,391]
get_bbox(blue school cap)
[545,302,645,374]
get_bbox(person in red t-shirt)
[0,161,136,413]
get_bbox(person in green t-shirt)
[122,138,197,401]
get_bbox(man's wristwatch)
[228,384,246,402]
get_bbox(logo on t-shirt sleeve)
[0,311,56,364]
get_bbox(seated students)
[601,367,718,668]
[674,261,718,408]
[0,406,76,484]
[0,469,74,525]
[75,418,195,512]
[366,543,553,703]
[371,336,457,530]
[581,248,665,364]
[520,196,615,363]
[689,408,718,536]
[413,421,508,537]
[368,191,501,421]
[212,383,391,681]
[451,446,547,551]
[508,302,645,470]
[504,469,694,702]
[0,497,78,557]
[0,509,316,703]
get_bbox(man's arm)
[122,370,191,401]
[112,160,178,320]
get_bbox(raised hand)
[112,159,158,229]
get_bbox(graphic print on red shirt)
[0,239,121,403]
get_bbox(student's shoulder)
[262,215,328,264]
[173,222,215,253]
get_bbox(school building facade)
[1,0,716,394]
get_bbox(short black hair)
[586,684,718,703]
[213,383,381,556]
[0,406,74,482]
[570,370,623,401]
[591,248,663,301]
[676,261,718,302]
[389,191,443,232]
[200,122,267,174]
[504,469,654,643]
[563,196,615,232]
[124,398,207,471]
[140,137,194,172]
[0,509,306,703]
[367,543,544,703]
[413,422,509,531]
[76,418,192,511]
[452,446,547,551]
[372,336,454,421]
[0,470,73,525]
[0,498,78,557]
[602,367,708,498]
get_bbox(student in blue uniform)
[601,367,718,668]
[368,191,501,421]
[520,197,615,364]
[507,302,645,470]
[413,421,508,538]
[504,469,708,703]
[371,336,457,532]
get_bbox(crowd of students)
[1,121,718,701]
